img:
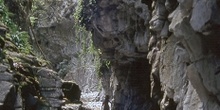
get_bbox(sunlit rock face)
[148,0,220,110]
[83,0,220,110]
[34,0,77,66]
[34,0,100,93]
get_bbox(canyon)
[0,0,220,110]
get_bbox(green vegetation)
[11,31,32,53]
[0,0,32,53]
[74,0,104,77]
[74,0,96,27]
[0,0,106,77]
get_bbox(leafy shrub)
[0,0,32,53]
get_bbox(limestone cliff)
[0,28,81,109]
[0,1,83,110]
[33,0,100,93]
[1,0,220,110]
[81,0,220,110]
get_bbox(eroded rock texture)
[81,0,220,110]
[148,0,220,109]
[82,0,151,63]
[0,65,16,110]
[34,0,100,93]
[81,0,154,109]
[0,21,82,110]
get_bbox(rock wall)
[0,64,16,110]
[0,61,81,110]
[149,0,220,109]
[81,0,220,110]
[34,0,100,93]
[0,2,83,108]
[0,32,81,109]
[81,0,155,109]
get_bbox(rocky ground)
[81,92,103,110]
[61,92,105,110]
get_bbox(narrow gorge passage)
[110,59,153,110]
[1,0,220,110]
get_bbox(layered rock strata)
[0,25,81,110]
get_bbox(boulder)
[0,81,16,109]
